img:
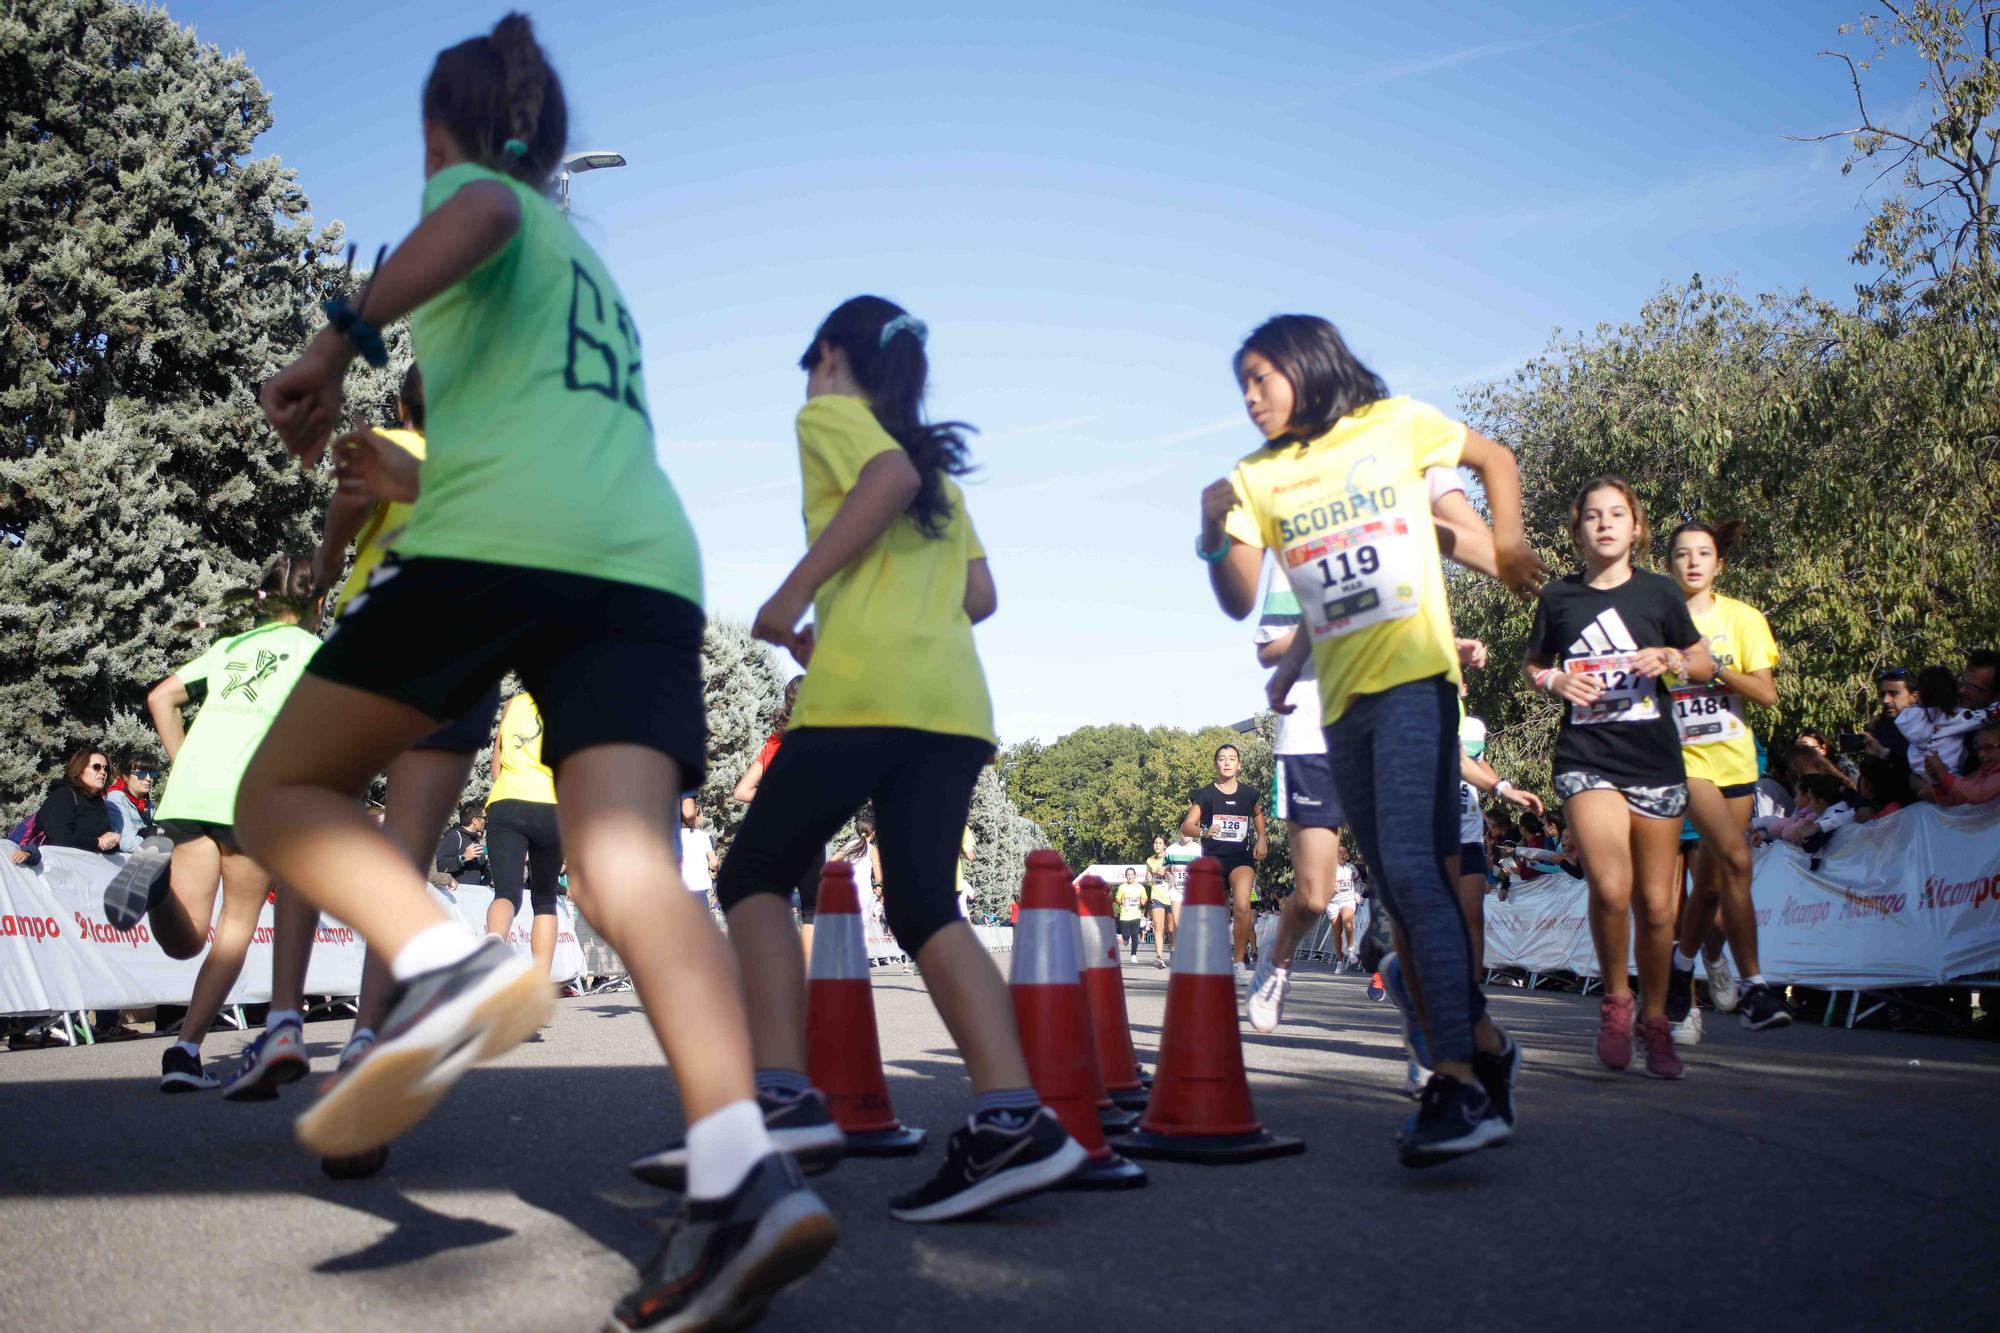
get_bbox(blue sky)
[171,0,1905,743]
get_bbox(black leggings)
[486,798,562,917]
[716,726,991,956]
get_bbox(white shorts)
[1328,891,1358,914]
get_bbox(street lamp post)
[559,149,628,217]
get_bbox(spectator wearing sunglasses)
[19,747,121,862]
[104,758,160,853]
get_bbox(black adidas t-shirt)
[1193,782,1259,857]
[1530,570,1701,787]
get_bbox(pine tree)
[0,0,394,813]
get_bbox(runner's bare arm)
[1256,626,1297,668]
[754,452,921,654]
[313,492,373,593]
[146,675,191,762]
[262,182,522,464]
[1456,430,1542,598]
[964,557,997,624]
[1199,478,1260,619]
[1716,663,1776,708]
[731,760,765,805]
[1431,488,1497,577]
[1181,803,1203,840]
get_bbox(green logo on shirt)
[220,650,283,703]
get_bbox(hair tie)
[879,314,928,348]
[502,138,530,159]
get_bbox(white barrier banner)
[1483,801,2000,987]
[1,848,580,1016]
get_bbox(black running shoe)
[1471,1032,1523,1130]
[160,1045,219,1093]
[610,1152,837,1331]
[630,1087,848,1190]
[888,1107,1086,1223]
[104,835,175,930]
[1665,965,1695,1023]
[1737,983,1795,1032]
[294,937,551,1158]
[1399,1073,1508,1169]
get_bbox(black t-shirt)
[1530,570,1701,787]
[1193,782,1259,857]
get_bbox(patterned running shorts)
[1554,770,1689,821]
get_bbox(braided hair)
[423,13,567,189]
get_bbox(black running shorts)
[309,556,707,785]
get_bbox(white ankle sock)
[266,1008,303,1031]
[686,1099,776,1201]
[1672,947,1698,972]
[173,1039,199,1059]
[1745,972,1766,988]
[389,923,480,982]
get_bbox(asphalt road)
[2,960,1996,1332]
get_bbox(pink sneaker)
[1596,993,1636,1070]
[1639,1015,1685,1079]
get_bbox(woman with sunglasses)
[104,759,159,853]
[23,748,122,860]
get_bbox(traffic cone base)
[1123,857,1302,1163]
[1060,1150,1149,1190]
[843,1125,927,1156]
[1108,1085,1150,1113]
[1108,1127,1303,1164]
[1097,1103,1141,1134]
[807,861,926,1149]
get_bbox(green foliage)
[0,0,393,815]
[694,621,790,847]
[1001,721,1291,889]
[966,763,1045,918]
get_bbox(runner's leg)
[177,851,272,1047]
[1229,863,1256,966]
[1680,782,1759,976]
[1272,824,1337,966]
[149,836,222,961]
[1631,811,1684,1022]
[1566,791,1637,998]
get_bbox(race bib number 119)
[1282,517,1421,640]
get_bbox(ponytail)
[219,552,322,628]
[423,12,568,189]
[1668,518,1745,563]
[800,296,975,539]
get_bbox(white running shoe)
[1247,962,1292,1033]
[1670,1004,1704,1047]
[1233,962,1253,990]
[1707,953,1739,1013]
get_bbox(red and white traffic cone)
[1075,877,1150,1114]
[1012,851,1146,1190]
[1110,856,1302,1163]
[807,860,925,1155]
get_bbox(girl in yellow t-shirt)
[484,691,563,979]
[1665,520,1791,1034]
[1207,313,1543,1167]
[243,19,829,1319]
[717,295,1085,1221]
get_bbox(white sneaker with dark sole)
[294,938,551,1158]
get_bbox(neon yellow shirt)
[1673,593,1779,788]
[155,624,320,825]
[400,163,702,605]
[1114,883,1148,921]
[1224,397,1466,724]
[487,692,556,807]
[331,428,425,621]
[788,395,996,744]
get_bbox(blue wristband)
[322,296,389,368]
[1196,533,1232,563]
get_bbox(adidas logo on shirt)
[1568,609,1639,657]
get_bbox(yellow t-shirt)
[331,428,426,621]
[1673,593,1779,788]
[487,692,557,807]
[1223,397,1466,724]
[956,826,976,897]
[1114,883,1148,921]
[788,395,997,744]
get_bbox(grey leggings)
[1323,675,1486,1064]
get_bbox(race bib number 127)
[1567,652,1659,726]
